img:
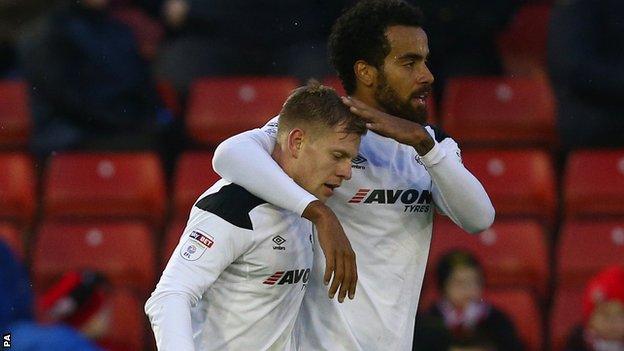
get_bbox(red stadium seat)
[556,220,624,289]
[550,289,584,351]
[97,289,145,351]
[322,76,438,124]
[43,152,166,226]
[0,222,22,259]
[172,152,220,220]
[0,80,31,148]
[497,4,552,76]
[441,76,556,146]
[428,218,549,297]
[462,149,557,224]
[564,149,624,218]
[0,153,36,226]
[32,221,156,295]
[162,218,187,268]
[487,290,542,351]
[186,76,298,145]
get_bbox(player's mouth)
[411,86,432,107]
[412,92,429,106]
[323,183,340,196]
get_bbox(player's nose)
[336,161,352,180]
[418,64,434,85]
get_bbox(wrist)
[302,200,333,222]
[411,129,435,156]
[418,142,445,167]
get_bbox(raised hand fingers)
[341,97,376,120]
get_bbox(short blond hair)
[278,80,367,140]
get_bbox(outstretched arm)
[212,118,358,302]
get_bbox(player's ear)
[287,128,305,158]
[354,60,377,89]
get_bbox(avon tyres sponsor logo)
[262,269,311,285]
[348,188,432,213]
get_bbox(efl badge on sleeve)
[180,230,215,261]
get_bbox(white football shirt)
[145,179,314,351]
[212,117,494,351]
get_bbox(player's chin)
[406,104,428,124]
[319,184,337,200]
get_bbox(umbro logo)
[272,235,286,250]
[352,155,367,164]
[352,155,367,169]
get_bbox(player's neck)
[271,144,296,179]
[271,144,285,169]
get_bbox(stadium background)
[0,0,622,350]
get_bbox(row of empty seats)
[3,149,623,230]
[5,216,618,298]
[1,73,558,149]
[429,217,624,295]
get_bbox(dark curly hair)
[328,0,425,95]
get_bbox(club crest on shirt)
[180,230,214,261]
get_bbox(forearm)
[213,130,317,216]
[423,143,495,233]
[145,292,196,351]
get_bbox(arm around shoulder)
[212,121,317,216]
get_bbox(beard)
[374,71,429,125]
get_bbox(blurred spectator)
[415,0,522,98]
[564,266,624,351]
[17,0,174,159]
[413,250,524,351]
[107,0,166,61]
[0,241,33,332]
[153,0,347,95]
[0,0,63,77]
[0,242,101,350]
[548,0,624,150]
[38,270,111,340]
